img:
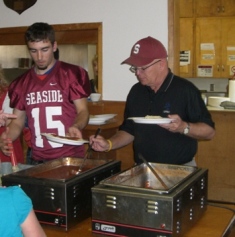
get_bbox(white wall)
[0,0,168,101]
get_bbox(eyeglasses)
[129,60,161,73]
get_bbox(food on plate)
[145,115,163,119]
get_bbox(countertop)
[42,203,235,237]
[207,106,235,112]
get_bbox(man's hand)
[0,110,17,127]
[159,114,186,133]
[67,126,83,139]
[89,135,110,152]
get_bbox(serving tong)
[75,128,101,174]
[138,154,168,189]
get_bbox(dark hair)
[25,22,55,45]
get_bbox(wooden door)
[195,18,221,78]
[221,17,235,78]
[220,0,235,16]
[196,0,235,17]
[196,0,221,17]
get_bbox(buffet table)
[42,204,235,237]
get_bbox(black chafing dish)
[2,157,121,231]
[92,163,208,237]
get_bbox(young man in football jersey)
[0,22,91,164]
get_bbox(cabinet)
[179,0,235,78]
[195,0,235,17]
[195,17,235,78]
[196,110,235,203]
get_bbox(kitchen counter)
[207,106,235,112]
[196,109,235,203]
[42,204,235,237]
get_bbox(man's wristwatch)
[183,122,190,134]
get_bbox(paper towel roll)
[229,80,235,102]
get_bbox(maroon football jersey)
[9,61,91,160]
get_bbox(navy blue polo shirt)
[119,71,215,165]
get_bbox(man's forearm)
[109,131,134,150]
[8,122,24,141]
[72,110,89,130]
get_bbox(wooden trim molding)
[168,0,180,75]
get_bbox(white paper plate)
[93,114,117,120]
[41,133,88,145]
[88,121,106,125]
[128,117,174,124]
[207,96,230,107]
[88,117,107,125]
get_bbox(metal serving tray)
[9,157,112,182]
[2,158,121,230]
[100,162,198,194]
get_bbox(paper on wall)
[197,65,213,77]
[200,43,215,65]
[227,46,235,66]
[180,50,190,66]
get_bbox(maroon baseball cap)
[121,36,167,67]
